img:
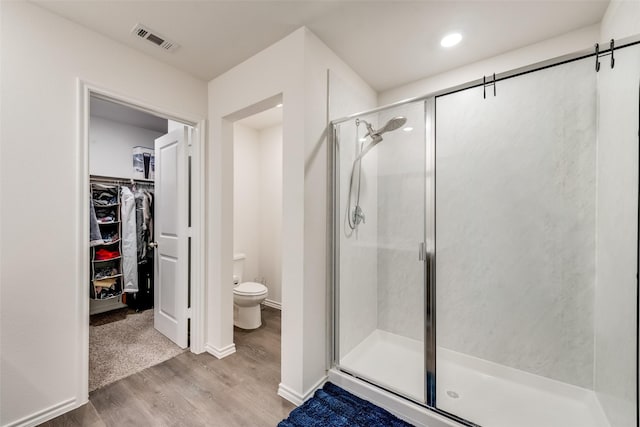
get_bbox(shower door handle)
[419,242,427,261]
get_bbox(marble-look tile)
[435,58,596,388]
[375,103,426,341]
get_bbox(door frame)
[76,79,206,401]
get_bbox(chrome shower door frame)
[328,98,437,407]
[424,97,436,408]
[329,32,640,427]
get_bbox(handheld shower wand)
[346,116,407,231]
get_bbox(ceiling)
[91,96,168,133]
[33,1,609,92]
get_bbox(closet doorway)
[83,89,204,394]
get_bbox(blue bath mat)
[278,382,414,427]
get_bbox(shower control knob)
[352,206,365,225]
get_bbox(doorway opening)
[84,90,202,393]
[231,102,283,390]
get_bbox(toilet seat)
[234,281,267,296]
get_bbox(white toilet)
[233,253,268,329]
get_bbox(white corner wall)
[258,125,283,305]
[207,27,306,386]
[0,2,207,427]
[301,29,377,395]
[207,26,375,403]
[600,0,640,41]
[233,123,261,283]
[379,24,600,105]
[89,116,162,178]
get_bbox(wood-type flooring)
[41,307,295,427]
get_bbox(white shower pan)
[338,329,610,427]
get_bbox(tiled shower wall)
[434,58,597,388]
[376,103,426,341]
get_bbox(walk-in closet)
[88,96,187,391]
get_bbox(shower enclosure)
[331,40,640,427]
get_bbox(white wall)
[594,3,640,425]
[379,24,600,105]
[0,2,207,426]
[89,116,162,178]
[207,27,376,403]
[600,0,640,41]
[258,125,283,304]
[233,124,261,284]
[302,29,377,394]
[207,28,305,395]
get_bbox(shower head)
[347,116,407,231]
[376,116,407,135]
[354,116,408,163]
[358,116,407,141]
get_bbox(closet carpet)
[89,309,185,391]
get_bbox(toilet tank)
[233,253,246,283]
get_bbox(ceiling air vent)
[131,23,179,53]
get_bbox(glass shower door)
[433,54,635,427]
[332,43,639,427]
[334,100,427,403]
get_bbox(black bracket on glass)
[483,73,496,99]
[595,39,615,72]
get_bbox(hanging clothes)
[143,190,153,246]
[120,186,138,292]
[135,188,154,262]
[135,190,146,261]
[89,198,104,247]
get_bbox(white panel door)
[154,127,189,348]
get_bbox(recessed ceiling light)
[276,103,283,108]
[441,33,462,48]
[403,127,414,132]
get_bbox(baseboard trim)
[278,375,327,407]
[4,397,77,427]
[263,299,282,310]
[303,375,328,401]
[205,343,236,359]
[278,383,303,406]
